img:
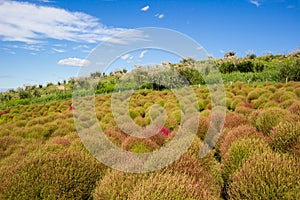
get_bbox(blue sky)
[0,0,299,89]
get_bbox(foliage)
[128,171,216,200]
[221,137,271,186]
[227,152,300,200]
[0,150,105,200]
[269,121,300,155]
[250,107,291,135]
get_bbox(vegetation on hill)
[1,51,300,108]
[0,79,299,199]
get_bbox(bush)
[224,112,248,129]
[277,59,300,82]
[294,87,300,97]
[0,150,105,200]
[269,121,300,155]
[128,171,215,200]
[227,152,300,200]
[251,107,291,135]
[252,96,268,109]
[247,88,268,101]
[221,137,271,185]
[93,169,148,200]
[0,136,22,159]
[217,125,261,157]
[121,136,158,153]
[197,116,210,140]
[168,151,223,197]
[234,104,254,117]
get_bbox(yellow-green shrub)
[251,107,291,135]
[269,121,300,155]
[221,137,271,185]
[227,152,300,200]
[0,150,106,200]
[128,171,215,200]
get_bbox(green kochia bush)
[221,137,271,186]
[227,152,300,200]
[0,150,106,200]
[128,171,215,200]
[251,107,291,135]
[269,121,300,155]
[93,169,148,200]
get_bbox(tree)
[224,51,236,58]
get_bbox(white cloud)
[249,0,260,7]
[155,13,164,19]
[57,58,90,67]
[38,0,53,3]
[52,48,65,53]
[121,54,132,60]
[0,0,132,44]
[141,5,150,11]
[139,50,147,58]
[7,44,43,51]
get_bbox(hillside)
[0,78,299,199]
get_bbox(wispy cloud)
[6,44,44,52]
[121,54,133,60]
[249,0,260,7]
[52,48,65,53]
[1,47,16,54]
[57,58,90,67]
[155,13,164,19]
[0,0,131,44]
[37,0,54,3]
[139,50,147,58]
[141,5,150,11]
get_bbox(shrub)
[234,104,254,117]
[103,129,127,147]
[263,101,278,108]
[224,112,248,129]
[0,150,106,200]
[252,96,268,109]
[269,121,300,154]
[221,138,271,186]
[294,87,300,97]
[168,151,223,197]
[230,98,243,110]
[251,107,291,135]
[121,137,158,153]
[289,102,300,115]
[197,116,210,140]
[128,171,215,200]
[277,59,300,82]
[93,169,148,200]
[279,99,298,109]
[0,136,22,159]
[217,125,260,157]
[227,152,300,200]
[278,91,297,102]
[247,88,268,101]
[200,109,211,118]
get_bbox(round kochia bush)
[221,137,271,185]
[128,171,216,200]
[251,107,291,135]
[269,121,300,154]
[93,169,148,200]
[0,150,105,200]
[227,152,300,200]
[217,124,261,157]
